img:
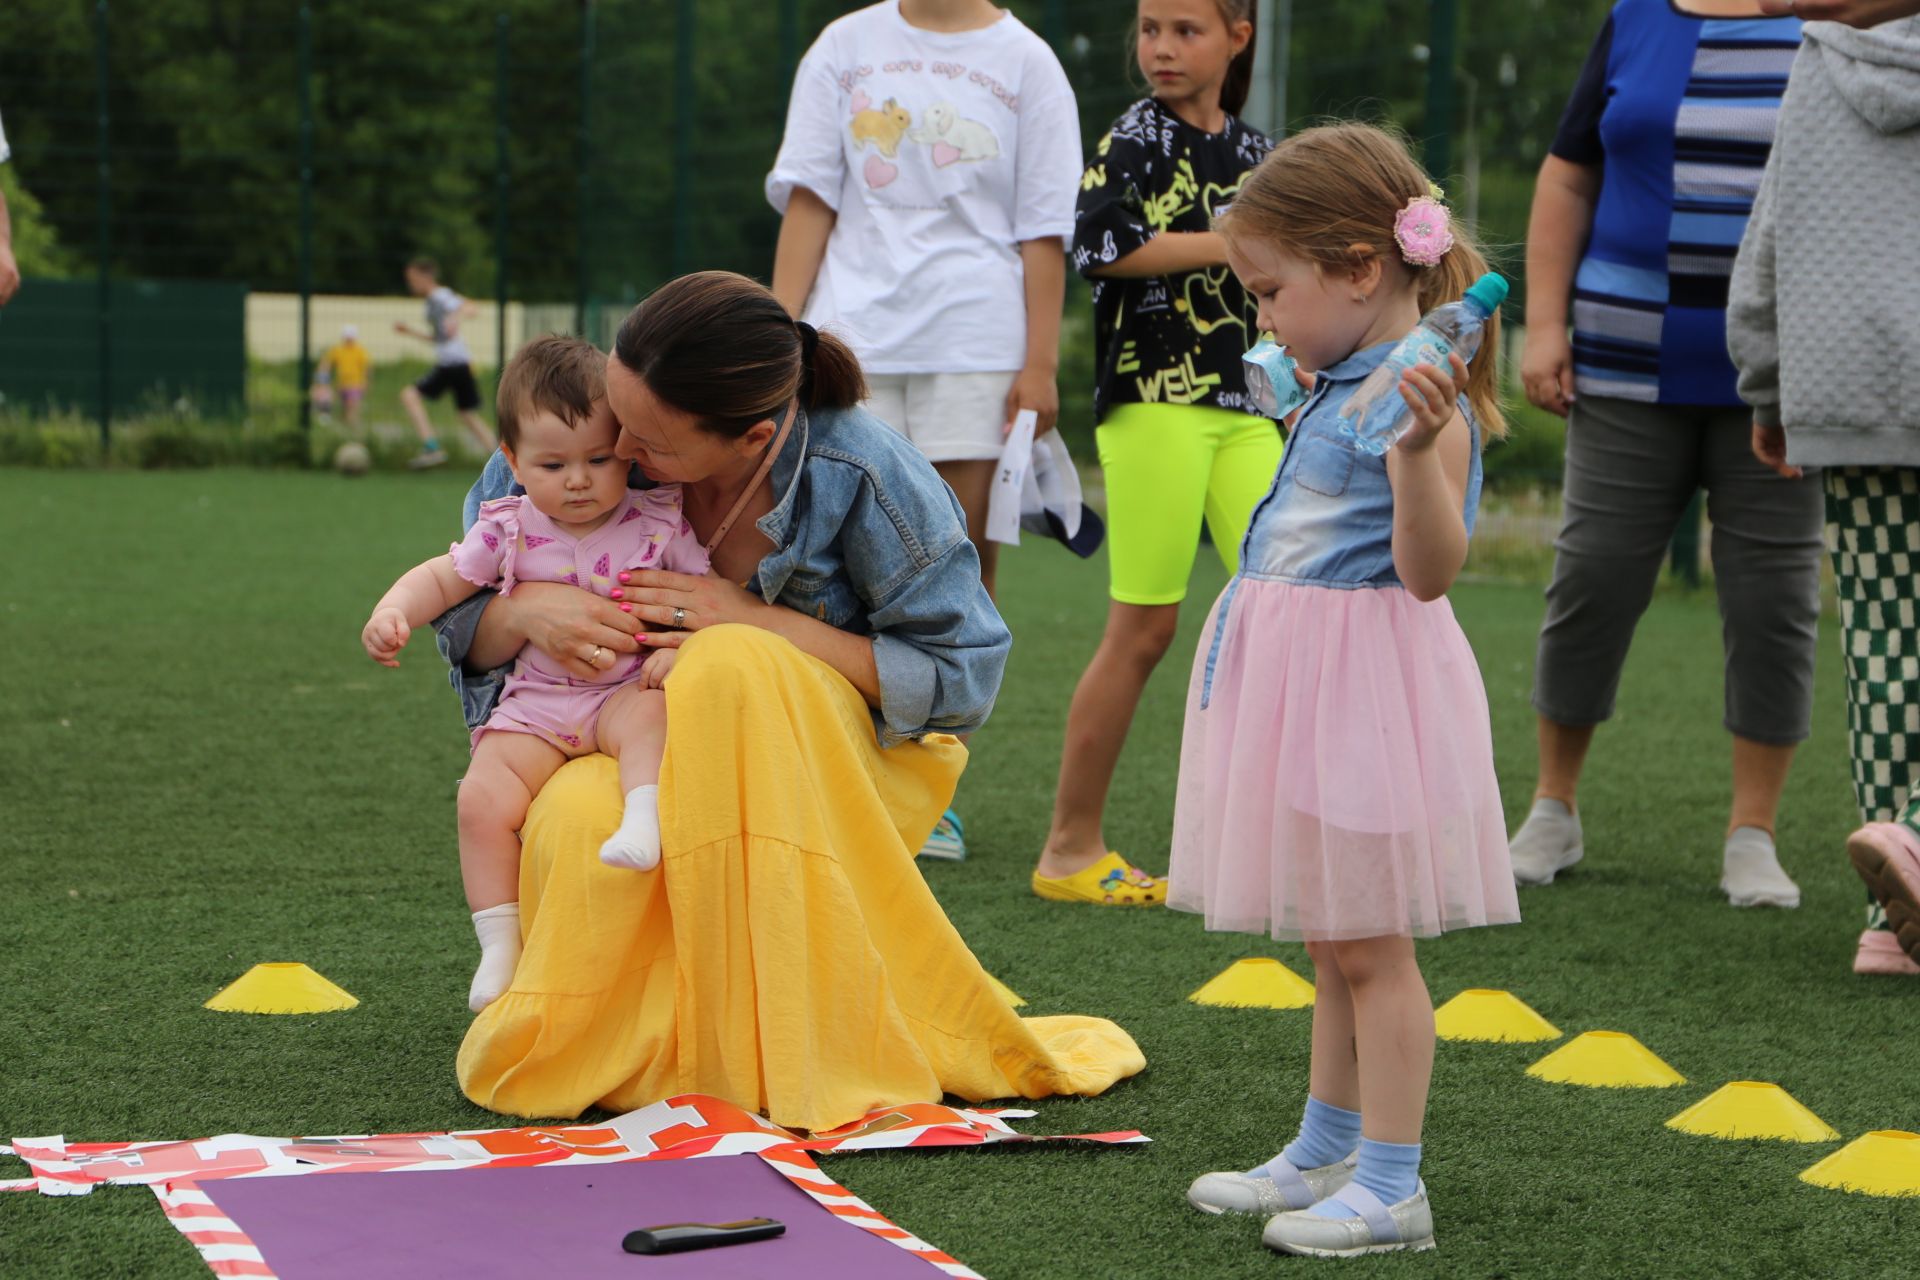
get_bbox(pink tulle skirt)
[1169,579,1520,941]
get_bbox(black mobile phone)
[621,1218,786,1255]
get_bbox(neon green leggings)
[1094,402,1283,606]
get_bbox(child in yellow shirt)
[313,324,371,428]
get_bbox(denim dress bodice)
[1239,340,1482,590]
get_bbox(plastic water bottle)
[1241,338,1310,421]
[1334,272,1508,456]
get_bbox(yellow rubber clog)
[1032,852,1167,906]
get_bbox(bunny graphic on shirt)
[909,101,1001,166]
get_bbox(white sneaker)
[1186,1152,1356,1216]
[1510,798,1583,886]
[1721,827,1800,909]
[1262,1183,1436,1258]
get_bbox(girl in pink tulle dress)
[1172,126,1519,1259]
[362,336,709,1015]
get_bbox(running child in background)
[1174,124,1519,1256]
[765,0,1084,861]
[1032,0,1274,905]
[361,335,708,1013]
[311,324,370,429]
[395,256,495,469]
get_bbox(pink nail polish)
[620,603,633,613]
[636,634,649,644]
[611,588,623,599]
[618,571,631,583]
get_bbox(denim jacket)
[1241,339,1481,590]
[430,403,1011,747]
[1198,341,1482,708]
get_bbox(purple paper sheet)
[200,1152,940,1279]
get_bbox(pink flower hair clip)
[1393,193,1454,268]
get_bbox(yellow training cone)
[205,963,359,1014]
[1434,989,1561,1043]
[986,972,1027,1008]
[1189,958,1315,1009]
[1800,1131,1920,1197]
[1525,1031,1684,1088]
[1666,1082,1839,1142]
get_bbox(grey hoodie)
[1727,18,1920,465]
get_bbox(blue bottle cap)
[1465,273,1509,313]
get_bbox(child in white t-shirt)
[766,0,1082,862]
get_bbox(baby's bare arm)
[364,556,483,666]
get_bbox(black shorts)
[416,363,481,412]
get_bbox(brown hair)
[611,270,866,439]
[1216,122,1507,436]
[1214,0,1258,119]
[406,256,440,280]
[495,333,606,449]
[1132,0,1259,118]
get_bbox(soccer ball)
[333,441,372,477]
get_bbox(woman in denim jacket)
[435,271,1144,1130]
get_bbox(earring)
[1353,294,1369,304]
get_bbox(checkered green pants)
[1826,467,1920,931]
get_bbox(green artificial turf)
[1,468,1914,1279]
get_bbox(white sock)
[469,903,522,1013]
[598,784,663,872]
[1722,825,1800,908]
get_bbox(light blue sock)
[1308,1137,1421,1217]
[1262,1096,1361,1175]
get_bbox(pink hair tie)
[1393,194,1454,267]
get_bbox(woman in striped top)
[1507,0,1826,908]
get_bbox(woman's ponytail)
[613,270,866,437]
[804,328,866,412]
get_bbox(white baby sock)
[469,903,522,1013]
[598,784,663,872]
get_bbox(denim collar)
[1315,339,1399,384]
[754,401,810,550]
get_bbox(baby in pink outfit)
[361,335,707,1013]
[453,488,707,753]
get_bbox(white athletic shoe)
[1262,1183,1437,1258]
[1721,827,1800,909]
[1510,798,1584,886]
[1187,1153,1357,1216]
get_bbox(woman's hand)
[1395,353,1471,454]
[363,607,411,668]
[1521,325,1576,418]
[497,580,644,678]
[1004,366,1060,436]
[1752,422,1803,480]
[614,569,775,648]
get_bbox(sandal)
[1031,852,1166,906]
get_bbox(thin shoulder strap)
[702,399,797,556]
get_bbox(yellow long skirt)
[457,624,1146,1132]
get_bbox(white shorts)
[863,370,1018,464]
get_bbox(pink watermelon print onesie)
[449,488,710,753]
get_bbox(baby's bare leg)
[594,685,669,872]
[459,732,566,1011]
[459,732,567,910]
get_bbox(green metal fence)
[0,0,1611,473]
